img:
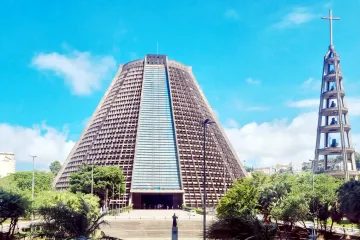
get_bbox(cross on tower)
[321,9,340,46]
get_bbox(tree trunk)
[330,220,334,233]
[10,218,18,237]
[6,218,16,240]
[105,188,108,210]
[275,220,282,240]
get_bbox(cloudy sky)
[1,0,360,171]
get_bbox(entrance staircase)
[102,210,215,239]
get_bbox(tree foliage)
[0,171,54,194]
[206,215,277,240]
[0,188,31,239]
[217,178,259,217]
[337,180,360,224]
[69,165,125,203]
[49,161,62,175]
[217,171,344,236]
[34,191,100,217]
[32,197,107,239]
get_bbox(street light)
[202,118,215,240]
[29,155,36,231]
[309,159,316,239]
[91,163,94,195]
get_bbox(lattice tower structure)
[314,46,357,180]
[54,54,247,208]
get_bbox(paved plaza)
[102,210,214,239]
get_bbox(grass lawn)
[2,219,30,225]
[326,218,357,228]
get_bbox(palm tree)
[206,215,277,240]
[32,197,115,239]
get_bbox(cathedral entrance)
[141,194,173,209]
[132,193,183,209]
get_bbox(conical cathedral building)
[54,54,246,208]
[314,10,357,180]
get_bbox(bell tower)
[314,9,357,180]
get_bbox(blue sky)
[1,0,360,171]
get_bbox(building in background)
[253,167,276,175]
[275,163,292,173]
[54,54,247,208]
[0,152,15,178]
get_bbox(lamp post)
[202,119,215,240]
[91,164,94,195]
[29,155,36,230]
[309,159,316,239]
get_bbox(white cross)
[321,9,340,46]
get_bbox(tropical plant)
[0,188,31,239]
[34,191,100,217]
[206,215,277,240]
[32,197,107,239]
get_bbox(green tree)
[217,178,260,217]
[337,180,360,224]
[0,171,54,194]
[33,197,107,239]
[245,166,254,172]
[258,181,291,222]
[273,194,309,226]
[206,215,277,240]
[251,171,270,188]
[49,161,62,175]
[69,166,125,205]
[310,173,342,231]
[0,188,31,239]
[34,191,100,217]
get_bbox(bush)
[206,215,277,240]
[34,191,100,217]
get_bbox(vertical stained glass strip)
[132,64,181,190]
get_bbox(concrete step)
[102,220,212,239]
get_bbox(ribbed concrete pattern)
[54,54,246,208]
[55,60,145,207]
[167,63,246,208]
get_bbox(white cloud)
[348,98,360,116]
[246,78,260,85]
[287,97,360,116]
[32,49,116,96]
[224,9,239,20]
[287,99,319,108]
[224,111,360,168]
[273,7,318,29]
[0,122,75,168]
[301,77,321,90]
